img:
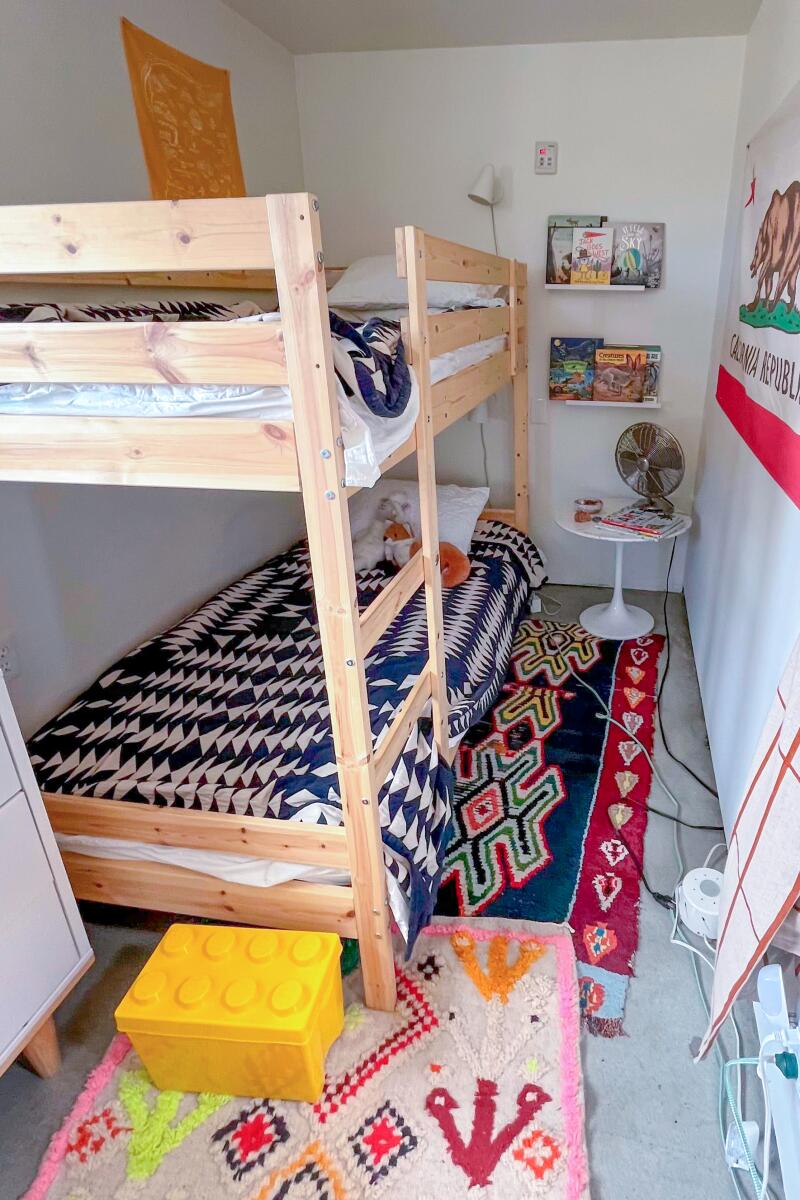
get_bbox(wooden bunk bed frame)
[0,193,529,1011]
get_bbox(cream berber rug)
[25,917,588,1199]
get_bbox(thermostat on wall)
[535,141,558,174]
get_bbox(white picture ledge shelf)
[544,284,646,293]
[564,399,661,409]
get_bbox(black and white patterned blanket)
[29,521,545,946]
[0,300,412,421]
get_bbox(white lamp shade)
[468,164,501,206]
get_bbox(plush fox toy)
[352,491,471,586]
[384,521,471,587]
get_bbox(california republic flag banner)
[699,635,800,1058]
[717,86,800,508]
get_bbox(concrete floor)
[0,584,773,1199]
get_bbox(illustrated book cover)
[643,345,662,404]
[570,227,614,285]
[546,215,606,284]
[549,336,603,401]
[609,222,664,288]
[592,346,647,403]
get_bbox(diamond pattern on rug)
[348,1100,419,1187]
[212,1099,289,1181]
[252,1141,347,1200]
[437,618,664,1036]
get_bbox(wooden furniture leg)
[21,1016,61,1078]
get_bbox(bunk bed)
[0,194,533,1011]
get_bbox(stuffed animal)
[352,491,470,586]
[408,539,471,587]
[352,492,415,573]
[352,522,387,573]
[384,520,416,567]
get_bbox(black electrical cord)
[558,664,725,832]
[656,539,719,798]
[614,826,675,910]
[611,783,724,831]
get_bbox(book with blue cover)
[549,336,603,401]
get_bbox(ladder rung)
[373,666,432,785]
[360,550,424,655]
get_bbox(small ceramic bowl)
[574,498,603,523]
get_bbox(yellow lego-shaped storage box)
[115,924,344,1101]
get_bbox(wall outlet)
[534,141,558,174]
[533,397,550,425]
[0,637,20,681]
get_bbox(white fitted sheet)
[56,831,413,939]
[0,316,506,488]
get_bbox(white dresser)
[0,677,93,1077]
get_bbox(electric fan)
[615,422,685,513]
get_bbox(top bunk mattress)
[0,299,508,487]
[29,519,546,945]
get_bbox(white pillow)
[350,478,489,555]
[327,255,499,313]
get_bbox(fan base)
[580,600,654,641]
[641,493,674,514]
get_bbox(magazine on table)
[595,500,686,538]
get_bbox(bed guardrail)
[397,232,529,533]
[0,197,274,276]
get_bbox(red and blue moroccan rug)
[436,618,664,1037]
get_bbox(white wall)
[295,37,745,589]
[685,0,800,828]
[0,0,305,733]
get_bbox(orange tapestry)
[121,18,246,200]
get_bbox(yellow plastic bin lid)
[115,925,342,1046]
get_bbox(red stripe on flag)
[716,364,800,510]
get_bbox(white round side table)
[555,497,692,640]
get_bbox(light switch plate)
[535,141,558,174]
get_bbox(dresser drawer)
[0,789,59,911]
[0,792,79,1050]
[0,726,21,807]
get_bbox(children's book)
[570,227,614,285]
[548,214,606,228]
[643,345,662,404]
[546,226,575,284]
[546,215,606,284]
[609,222,665,288]
[596,500,685,538]
[592,346,647,403]
[549,336,603,401]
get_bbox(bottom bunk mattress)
[30,520,546,946]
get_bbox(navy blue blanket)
[29,521,546,946]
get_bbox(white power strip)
[677,868,724,939]
[725,1118,760,1171]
